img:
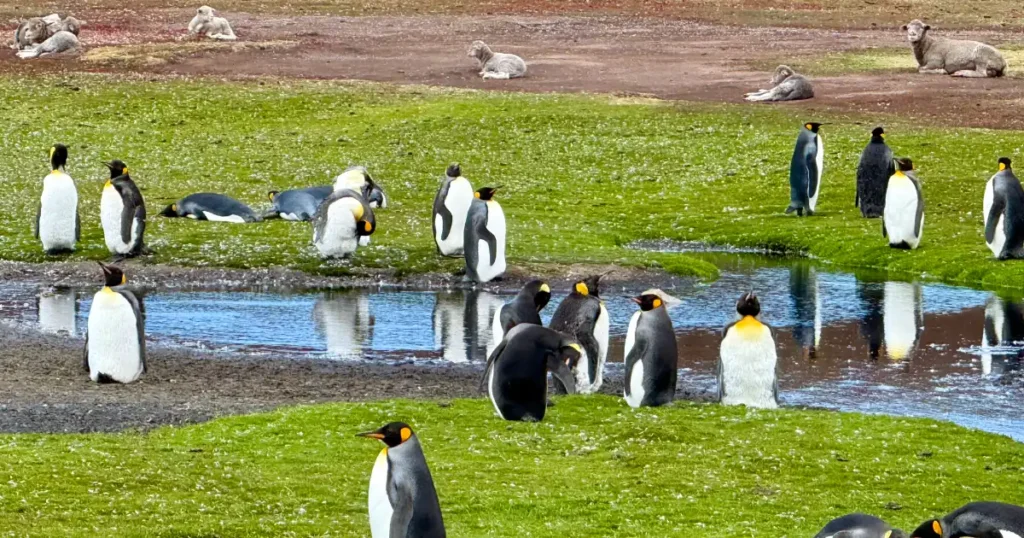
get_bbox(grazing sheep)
[903,19,1006,78]
[188,6,237,41]
[468,40,526,80]
[744,65,814,102]
[17,30,80,59]
[12,18,49,50]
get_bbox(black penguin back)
[856,139,894,218]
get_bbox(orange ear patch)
[653,298,662,308]
[400,427,411,442]
[932,521,942,535]
[363,221,373,232]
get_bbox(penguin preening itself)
[312,188,375,259]
[265,186,332,221]
[489,279,551,354]
[84,263,145,384]
[464,187,506,283]
[334,166,387,209]
[815,513,907,538]
[160,193,262,223]
[548,274,610,395]
[984,158,1024,260]
[100,160,147,258]
[856,126,895,218]
[623,293,678,408]
[483,324,581,421]
[35,144,80,254]
[432,163,475,257]
[883,157,925,250]
[911,502,1024,538]
[786,122,824,217]
[357,422,446,538]
[718,291,779,409]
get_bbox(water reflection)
[431,290,504,363]
[789,265,821,359]
[981,296,1024,376]
[313,292,373,360]
[36,288,77,335]
[883,281,924,361]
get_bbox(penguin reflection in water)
[984,158,1024,260]
[548,274,610,394]
[815,513,907,538]
[357,422,446,538]
[911,501,1024,538]
[35,144,80,255]
[883,157,924,250]
[84,263,145,384]
[786,122,824,217]
[718,292,779,409]
[100,160,147,259]
[484,325,581,421]
[623,293,678,408]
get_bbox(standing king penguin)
[35,144,79,254]
[911,502,1024,538]
[357,422,446,538]
[883,157,925,249]
[489,279,551,354]
[786,122,824,217]
[432,163,475,257]
[84,263,145,384]
[100,160,147,258]
[312,188,375,259]
[815,513,907,538]
[856,126,895,218]
[623,293,678,408]
[984,157,1024,260]
[464,187,506,283]
[548,274,610,394]
[718,292,779,409]
[484,324,581,421]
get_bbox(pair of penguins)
[816,502,1024,538]
[431,164,506,283]
[35,145,147,257]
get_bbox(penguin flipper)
[474,220,498,266]
[117,289,147,373]
[805,152,819,201]
[34,202,40,239]
[481,337,507,392]
[82,332,90,372]
[882,219,887,238]
[912,176,925,239]
[985,196,1006,244]
[75,208,81,242]
[388,488,415,538]
[432,181,454,241]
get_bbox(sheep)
[468,40,526,80]
[60,16,83,36]
[188,6,237,41]
[17,30,80,59]
[903,19,1006,78]
[744,65,815,102]
[12,18,49,50]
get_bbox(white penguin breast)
[719,322,777,409]
[884,177,921,246]
[624,311,644,408]
[316,199,361,256]
[86,289,143,383]
[810,134,823,211]
[39,173,78,248]
[100,186,127,251]
[984,179,1006,256]
[368,449,393,538]
[202,211,246,223]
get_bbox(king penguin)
[623,293,678,408]
[334,166,387,209]
[489,279,551,354]
[815,513,907,538]
[464,187,506,283]
[856,126,895,218]
[911,502,1024,538]
[357,422,446,538]
[35,144,80,255]
[160,192,262,223]
[84,263,145,384]
[786,122,824,217]
[265,186,332,221]
[883,157,925,250]
[432,163,475,257]
[548,274,610,394]
[100,160,146,258]
[483,324,581,421]
[984,157,1024,260]
[312,188,375,259]
[718,291,779,409]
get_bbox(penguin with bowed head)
[624,293,678,408]
[984,157,1024,260]
[911,501,1024,538]
[718,291,779,409]
[160,192,262,223]
[357,422,446,538]
[432,163,475,257]
[489,279,551,353]
[35,144,80,254]
[334,166,387,209]
[84,263,145,384]
[883,157,924,250]
[856,126,895,218]
[312,188,375,259]
[265,186,332,221]
[815,513,908,538]
[464,186,506,283]
[548,273,610,394]
[786,122,824,217]
[100,160,147,258]
[483,324,581,422]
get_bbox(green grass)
[4,75,1024,289]
[764,46,1024,77]
[1,397,1021,537]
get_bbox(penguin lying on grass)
[984,158,1024,260]
[265,186,332,221]
[484,324,581,422]
[815,513,907,538]
[100,160,147,259]
[35,144,79,255]
[911,501,1024,538]
[84,263,145,384]
[624,293,678,408]
[160,192,262,223]
[786,122,824,217]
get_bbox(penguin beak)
[356,431,385,440]
[630,296,642,305]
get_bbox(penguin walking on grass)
[312,189,375,259]
[432,163,475,257]
[856,126,895,218]
[489,279,551,354]
[786,122,824,217]
[883,157,924,250]
[35,144,80,255]
[357,422,446,538]
[624,293,678,408]
[483,324,581,421]
[100,160,146,258]
[984,158,1024,260]
[718,291,778,409]
[160,193,262,223]
[815,513,907,538]
[464,187,506,283]
[265,186,332,221]
[911,501,1024,538]
[84,263,145,384]
[548,274,610,394]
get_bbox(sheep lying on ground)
[468,40,526,80]
[188,6,237,41]
[13,14,81,51]
[744,65,814,102]
[17,30,79,59]
[903,19,1006,78]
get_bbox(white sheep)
[12,17,49,50]
[903,19,1006,78]
[468,40,526,80]
[188,6,237,41]
[17,30,79,59]
[744,65,814,102]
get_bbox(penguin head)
[475,187,500,201]
[998,157,1012,172]
[50,144,68,171]
[98,263,126,288]
[804,122,823,133]
[632,294,664,311]
[522,280,551,311]
[267,190,279,202]
[445,163,461,178]
[560,342,583,368]
[895,157,914,172]
[105,160,129,179]
[871,127,886,141]
[574,273,605,297]
[357,422,414,448]
[160,203,181,218]
[736,291,761,317]
[910,519,944,538]
[357,218,375,236]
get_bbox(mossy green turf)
[1,397,1021,537]
[2,75,1024,289]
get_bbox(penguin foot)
[44,248,75,256]
[454,267,467,277]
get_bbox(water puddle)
[1,255,1021,441]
